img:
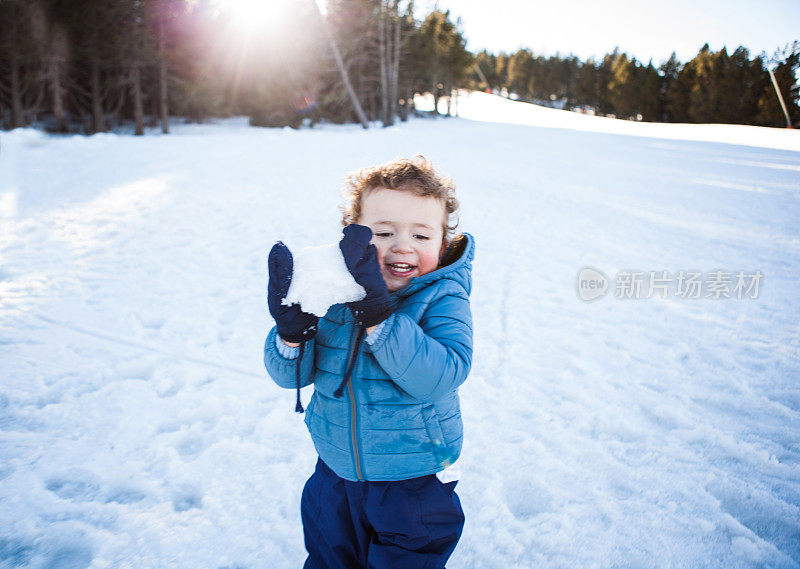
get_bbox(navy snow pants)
[301,458,464,569]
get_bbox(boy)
[264,156,474,568]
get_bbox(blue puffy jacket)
[264,233,474,481]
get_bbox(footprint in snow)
[172,484,203,512]
[45,470,147,505]
[140,314,166,330]
[115,357,156,381]
[175,432,208,460]
[503,477,552,521]
[45,471,102,502]
[104,485,147,505]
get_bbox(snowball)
[283,243,365,317]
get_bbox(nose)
[390,233,414,253]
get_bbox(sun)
[214,0,298,35]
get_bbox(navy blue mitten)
[339,224,393,327]
[268,242,318,343]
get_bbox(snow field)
[1,95,799,568]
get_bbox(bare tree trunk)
[148,94,158,127]
[379,1,400,127]
[108,79,127,122]
[49,27,68,132]
[158,20,169,134]
[10,52,24,128]
[311,0,368,129]
[378,3,389,126]
[399,86,413,121]
[131,64,144,135]
[159,60,168,133]
[446,85,451,116]
[28,82,46,123]
[389,1,401,123]
[90,59,104,133]
[49,58,66,131]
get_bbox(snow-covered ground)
[1,93,799,569]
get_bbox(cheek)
[417,247,440,274]
[371,241,388,263]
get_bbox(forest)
[1,0,797,134]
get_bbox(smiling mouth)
[386,262,416,277]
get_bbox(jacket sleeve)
[365,292,472,402]
[263,326,316,389]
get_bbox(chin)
[386,280,407,293]
[382,272,409,292]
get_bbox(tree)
[145,0,185,133]
[317,0,369,127]
[507,49,534,99]
[637,62,662,121]
[473,50,497,91]
[575,58,599,109]
[665,45,702,122]
[596,49,617,115]
[606,51,637,118]
[716,46,764,124]
[413,9,469,114]
[659,52,681,121]
[755,42,800,127]
[45,20,69,132]
[0,0,47,128]
[560,55,580,106]
[495,52,508,93]
[377,0,407,127]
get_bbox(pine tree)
[666,46,701,122]
[507,49,534,99]
[607,51,635,118]
[413,9,469,115]
[495,52,508,94]
[755,42,799,127]
[637,62,662,121]
[575,58,598,110]
[658,52,681,121]
[561,55,580,107]
[474,50,496,91]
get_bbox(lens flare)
[290,93,318,115]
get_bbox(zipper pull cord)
[334,325,366,398]
[295,341,307,413]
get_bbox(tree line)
[0,0,472,132]
[474,43,799,126]
[0,0,797,134]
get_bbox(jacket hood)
[390,233,474,299]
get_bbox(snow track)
[1,99,799,568]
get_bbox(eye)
[414,234,430,240]
[375,232,392,238]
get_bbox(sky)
[417,0,800,65]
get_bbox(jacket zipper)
[344,328,364,480]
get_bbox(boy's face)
[358,187,446,292]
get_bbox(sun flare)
[214,0,296,35]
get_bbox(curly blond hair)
[340,156,460,244]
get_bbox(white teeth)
[390,263,413,269]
